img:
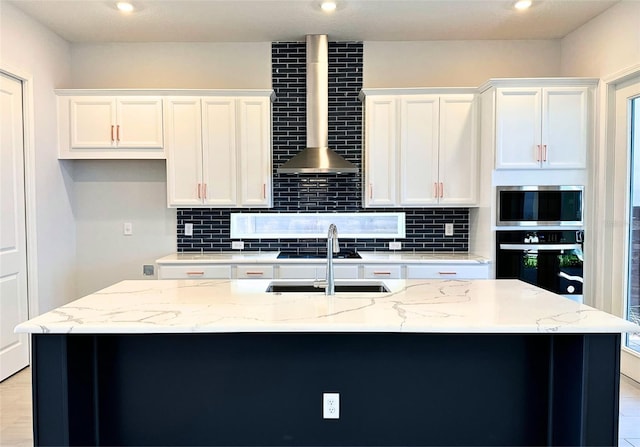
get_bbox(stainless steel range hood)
[278,35,358,174]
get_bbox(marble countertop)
[156,252,490,264]
[15,279,638,335]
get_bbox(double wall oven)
[495,186,585,302]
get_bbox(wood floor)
[1,367,640,446]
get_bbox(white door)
[614,75,640,383]
[69,96,116,148]
[542,87,588,169]
[439,94,477,205]
[398,95,439,206]
[0,73,30,381]
[165,97,203,207]
[364,96,397,207]
[495,88,542,169]
[116,97,164,148]
[202,97,237,206]
[238,97,271,207]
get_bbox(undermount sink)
[265,281,391,293]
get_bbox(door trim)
[1,63,39,320]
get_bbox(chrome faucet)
[314,223,340,295]
[325,223,339,295]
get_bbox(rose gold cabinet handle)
[203,183,207,199]
[535,145,540,162]
[434,182,438,198]
[186,271,205,276]
[197,183,201,199]
[111,125,115,142]
[542,144,547,162]
[262,183,266,199]
[439,182,444,198]
[116,125,120,142]
[369,183,373,199]
[245,271,264,276]
[373,272,391,275]
[438,272,458,276]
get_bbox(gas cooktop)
[276,251,361,259]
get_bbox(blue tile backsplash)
[177,41,469,253]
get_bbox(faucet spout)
[326,224,339,295]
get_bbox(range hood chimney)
[277,34,358,174]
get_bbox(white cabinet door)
[406,264,489,279]
[202,98,237,206]
[238,97,272,207]
[363,265,403,279]
[495,88,542,170]
[235,265,274,279]
[157,265,232,279]
[70,97,116,148]
[438,95,477,205]
[495,86,589,170]
[116,97,164,148]
[69,96,163,149]
[399,95,439,206]
[542,87,588,169]
[165,97,203,207]
[364,96,397,207]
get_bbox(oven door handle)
[499,243,583,251]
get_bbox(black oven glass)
[499,190,582,224]
[496,230,584,297]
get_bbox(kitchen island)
[16,279,639,446]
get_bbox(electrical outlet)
[323,393,340,419]
[389,241,401,250]
[143,265,154,276]
[232,241,244,250]
[123,222,133,236]
[445,223,454,236]
[185,223,193,237]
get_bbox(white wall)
[0,2,75,312]
[364,40,562,87]
[73,160,176,296]
[561,1,640,78]
[71,42,271,88]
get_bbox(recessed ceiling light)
[321,1,337,13]
[116,2,134,13]
[514,0,532,10]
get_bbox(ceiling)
[8,0,619,43]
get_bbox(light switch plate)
[185,223,193,237]
[389,241,401,250]
[123,222,133,236]
[232,241,244,250]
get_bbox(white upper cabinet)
[363,89,478,208]
[165,93,272,208]
[58,92,164,159]
[495,85,590,170]
[364,95,397,207]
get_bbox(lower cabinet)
[235,265,274,279]
[277,265,360,280]
[406,264,490,279]
[157,265,231,280]
[363,265,403,279]
[157,261,490,280]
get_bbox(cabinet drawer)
[158,265,231,279]
[235,265,274,279]
[363,265,402,279]
[406,264,489,279]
